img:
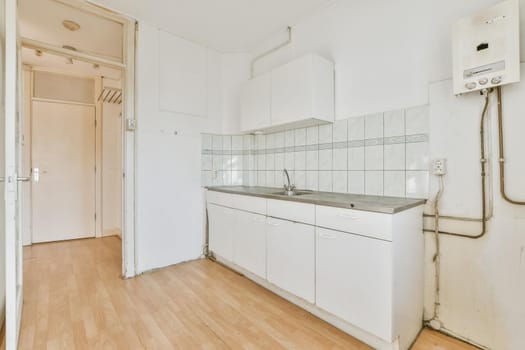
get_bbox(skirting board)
[213,255,401,350]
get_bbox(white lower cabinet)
[266,218,315,303]
[208,204,235,261]
[233,210,267,279]
[316,227,393,341]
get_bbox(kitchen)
[1,0,524,349]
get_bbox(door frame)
[18,0,137,278]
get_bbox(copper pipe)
[424,90,491,239]
[496,86,525,205]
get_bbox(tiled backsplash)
[202,105,430,198]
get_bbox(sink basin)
[271,190,313,197]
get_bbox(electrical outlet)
[432,158,447,175]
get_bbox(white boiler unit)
[452,0,520,95]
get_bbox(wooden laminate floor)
[17,237,477,350]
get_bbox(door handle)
[17,176,31,182]
[32,168,40,183]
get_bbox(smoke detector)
[62,20,80,31]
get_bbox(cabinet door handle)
[267,220,282,227]
[318,231,337,239]
[337,212,359,220]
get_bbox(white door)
[31,101,96,243]
[233,210,266,278]
[208,204,235,261]
[266,218,315,303]
[3,0,24,347]
[316,227,393,341]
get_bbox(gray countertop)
[206,186,426,214]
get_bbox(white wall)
[248,1,525,349]
[134,22,247,272]
[0,0,6,325]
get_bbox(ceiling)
[19,0,123,61]
[22,47,122,80]
[90,0,334,51]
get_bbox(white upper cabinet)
[158,30,207,117]
[271,54,334,129]
[239,73,271,132]
[239,53,334,133]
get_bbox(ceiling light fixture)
[62,20,80,31]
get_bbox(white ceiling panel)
[19,0,123,61]
[90,0,334,51]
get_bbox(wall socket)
[432,158,447,175]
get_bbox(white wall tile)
[348,116,365,141]
[333,119,348,142]
[405,105,429,135]
[348,147,365,170]
[213,171,223,186]
[285,130,295,147]
[231,155,242,171]
[212,135,222,150]
[306,150,319,170]
[365,171,383,196]
[222,155,232,170]
[384,144,405,170]
[222,135,232,151]
[213,155,222,171]
[294,128,307,146]
[319,124,333,143]
[406,171,429,198]
[306,171,319,191]
[365,113,383,139]
[306,126,319,145]
[232,136,243,151]
[275,153,284,170]
[319,170,333,192]
[295,170,306,189]
[223,171,233,186]
[384,109,405,137]
[365,145,383,170]
[201,171,212,186]
[333,148,347,170]
[333,171,348,193]
[243,135,254,150]
[255,134,266,150]
[266,153,275,170]
[266,133,275,149]
[348,171,365,194]
[257,171,266,186]
[201,155,212,170]
[406,142,429,170]
[274,132,285,148]
[294,151,306,170]
[319,149,333,170]
[257,154,266,170]
[266,170,275,187]
[275,171,284,187]
[285,152,295,170]
[232,171,243,185]
[384,171,406,197]
[201,134,212,150]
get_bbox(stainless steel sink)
[271,190,313,197]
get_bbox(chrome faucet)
[283,169,295,196]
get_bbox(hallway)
[18,238,475,349]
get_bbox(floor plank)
[15,237,477,350]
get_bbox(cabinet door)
[271,55,312,126]
[240,73,271,132]
[267,218,315,303]
[233,211,266,279]
[316,227,393,341]
[208,204,235,261]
